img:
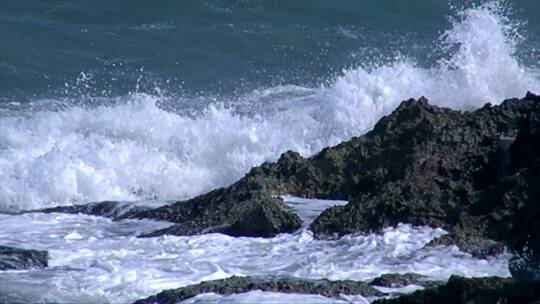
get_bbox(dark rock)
[311,97,540,238]
[373,275,540,304]
[0,245,48,270]
[38,201,130,219]
[370,273,440,288]
[133,276,383,304]
[526,91,540,103]
[426,233,505,259]
[474,119,540,278]
[32,200,166,220]
[27,95,540,254]
[132,190,302,238]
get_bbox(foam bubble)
[0,212,509,303]
[0,2,538,211]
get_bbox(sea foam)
[0,212,509,303]
[0,2,538,211]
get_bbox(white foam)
[0,2,539,212]
[0,213,510,303]
[180,291,370,304]
[282,195,349,225]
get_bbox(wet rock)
[0,245,48,270]
[373,275,540,304]
[426,233,505,259]
[311,96,540,238]
[474,117,540,278]
[34,200,162,222]
[526,90,540,102]
[28,94,540,252]
[39,201,129,219]
[132,190,302,238]
[133,276,383,304]
[370,273,440,289]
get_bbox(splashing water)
[0,212,510,303]
[0,2,539,212]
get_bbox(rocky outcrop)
[310,96,540,239]
[135,94,539,241]
[131,190,302,238]
[370,273,439,289]
[30,94,540,256]
[133,276,383,304]
[38,201,146,220]
[0,245,48,270]
[488,118,540,279]
[373,275,540,304]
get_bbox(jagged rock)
[133,276,383,304]
[373,275,540,304]
[370,273,440,289]
[488,122,540,279]
[131,190,302,238]
[0,246,48,270]
[38,201,140,219]
[311,96,540,238]
[426,233,505,259]
[526,91,540,103]
[29,94,540,257]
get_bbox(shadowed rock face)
[492,119,540,280]
[370,273,439,289]
[38,201,141,219]
[310,97,540,239]
[31,95,540,259]
[131,189,302,238]
[133,276,383,304]
[138,95,540,244]
[0,246,48,270]
[373,276,540,304]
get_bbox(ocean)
[0,0,538,302]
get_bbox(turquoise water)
[1,0,538,100]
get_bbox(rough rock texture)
[426,234,505,259]
[135,94,540,242]
[373,275,540,304]
[37,201,144,220]
[0,245,48,270]
[133,276,383,304]
[132,190,302,238]
[30,94,540,252]
[306,95,540,264]
[310,96,539,238]
[370,273,439,289]
[488,118,540,279]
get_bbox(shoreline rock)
[131,190,302,238]
[0,245,48,271]
[133,276,383,304]
[370,273,440,289]
[29,94,540,263]
[132,94,540,245]
[373,275,540,304]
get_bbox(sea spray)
[0,2,538,212]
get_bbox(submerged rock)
[133,276,383,304]
[373,275,540,304]
[0,245,48,270]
